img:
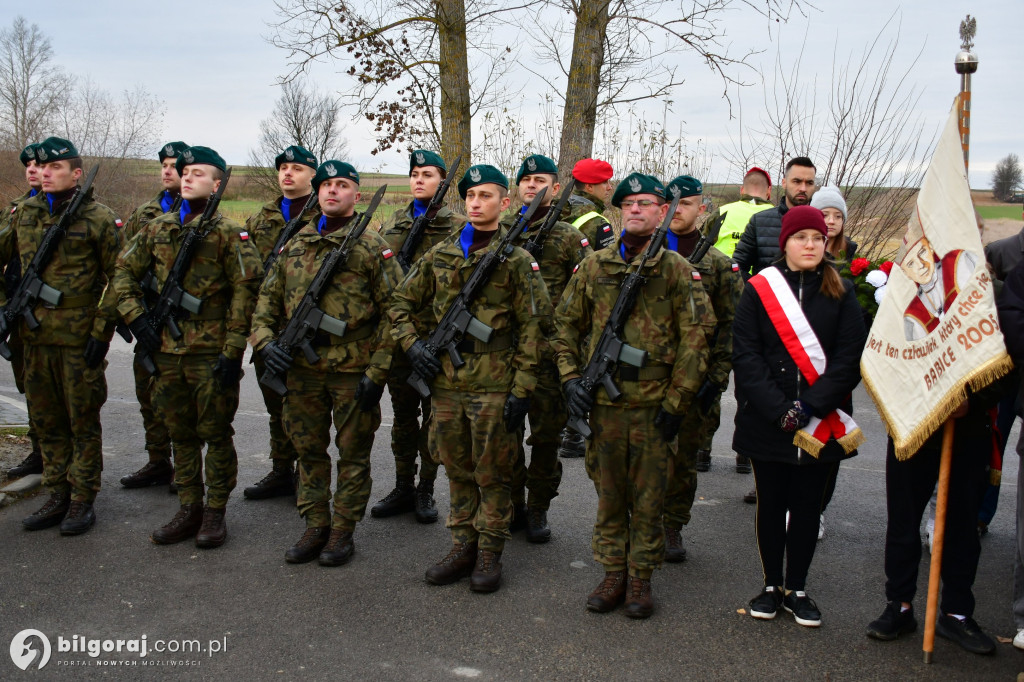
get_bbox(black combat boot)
[469,550,503,593]
[195,507,227,548]
[425,542,477,585]
[735,454,752,474]
[151,503,203,544]
[414,480,438,524]
[244,461,296,500]
[696,449,711,472]
[22,493,70,531]
[285,526,330,563]
[318,529,355,567]
[664,525,687,563]
[370,475,416,518]
[60,501,96,536]
[7,450,43,478]
[120,459,174,488]
[525,508,551,543]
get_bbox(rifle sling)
[455,331,514,354]
[615,364,671,381]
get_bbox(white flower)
[865,270,888,288]
[874,285,887,305]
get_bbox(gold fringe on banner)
[863,353,1014,461]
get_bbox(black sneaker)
[866,601,917,641]
[783,590,821,627]
[748,586,782,620]
[935,613,996,655]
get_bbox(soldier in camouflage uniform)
[553,172,715,618]
[0,137,123,535]
[370,149,462,524]
[501,154,592,543]
[118,140,189,490]
[252,160,403,566]
[390,164,552,593]
[659,175,743,563]
[114,146,262,549]
[2,143,44,479]
[243,144,320,501]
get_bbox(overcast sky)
[15,0,1021,188]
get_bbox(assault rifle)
[0,165,100,360]
[407,187,548,399]
[396,155,462,273]
[520,178,577,259]
[264,194,319,276]
[136,167,232,375]
[259,184,388,396]
[687,197,723,265]
[566,193,681,439]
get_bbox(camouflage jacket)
[0,188,123,346]
[378,201,465,265]
[553,236,716,413]
[688,245,743,388]
[246,195,319,269]
[124,191,172,242]
[251,214,404,384]
[561,189,615,250]
[2,190,34,295]
[499,209,592,307]
[113,210,262,359]
[389,226,553,397]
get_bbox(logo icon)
[37,148,48,161]
[164,144,174,156]
[469,168,482,183]
[285,148,295,161]
[10,630,50,671]
[526,157,537,172]
[628,177,642,193]
[415,152,425,165]
[325,163,338,177]
[669,184,681,198]
[182,150,194,164]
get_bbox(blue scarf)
[280,196,294,223]
[179,199,193,225]
[412,198,429,219]
[317,215,327,234]
[664,229,678,253]
[159,190,175,213]
[459,223,476,257]
[29,188,38,198]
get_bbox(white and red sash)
[748,266,864,456]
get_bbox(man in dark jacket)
[733,157,816,278]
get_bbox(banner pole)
[923,419,955,664]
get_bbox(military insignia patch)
[573,264,580,273]
[239,231,250,241]
[415,152,425,164]
[382,248,394,259]
[326,163,338,177]
[691,271,702,280]
[601,225,612,233]
[526,158,537,172]
[9,207,16,215]
[731,262,739,272]
[669,185,681,198]
[580,238,589,247]
[628,177,642,192]
[530,262,540,271]
[183,149,194,164]
[164,144,174,156]
[38,148,48,161]
[285,148,295,161]
[470,168,482,182]
[115,219,123,228]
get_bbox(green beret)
[313,160,359,191]
[175,146,227,175]
[665,174,703,199]
[35,137,79,164]
[19,143,40,166]
[275,145,318,170]
[458,164,508,199]
[610,172,665,208]
[410,149,446,175]
[158,141,189,162]
[515,154,558,184]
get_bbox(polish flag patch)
[731,262,740,272]
[239,231,250,241]
[9,207,15,215]
[573,264,580,273]
[580,238,589,247]
[691,271,702,281]
[382,248,394,259]
[531,262,540,271]
[601,225,612,233]
[115,218,123,228]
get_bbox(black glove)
[407,339,441,380]
[563,377,594,417]
[259,341,293,375]
[778,400,812,432]
[115,321,133,343]
[0,309,9,339]
[654,408,684,442]
[695,379,721,414]
[354,374,385,412]
[128,316,160,353]
[83,337,110,369]
[503,393,530,433]
[212,353,243,389]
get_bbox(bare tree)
[0,16,71,150]
[992,153,1022,202]
[723,17,933,258]
[270,0,525,166]
[247,79,351,195]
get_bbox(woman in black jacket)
[732,205,866,627]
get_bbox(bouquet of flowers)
[844,257,894,319]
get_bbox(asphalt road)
[0,337,1021,680]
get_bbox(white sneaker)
[1014,628,1024,650]
[818,514,825,541]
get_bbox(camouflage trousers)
[152,353,240,508]
[132,352,172,463]
[430,388,516,553]
[664,392,722,528]
[23,344,106,503]
[511,364,563,510]
[586,403,673,579]
[386,363,438,482]
[253,352,298,466]
[8,326,40,456]
[283,369,379,532]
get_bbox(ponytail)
[820,262,845,300]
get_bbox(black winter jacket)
[731,263,867,464]
[732,199,788,277]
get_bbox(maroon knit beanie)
[779,205,827,249]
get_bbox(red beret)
[779,205,827,250]
[572,158,614,184]
[745,166,771,186]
